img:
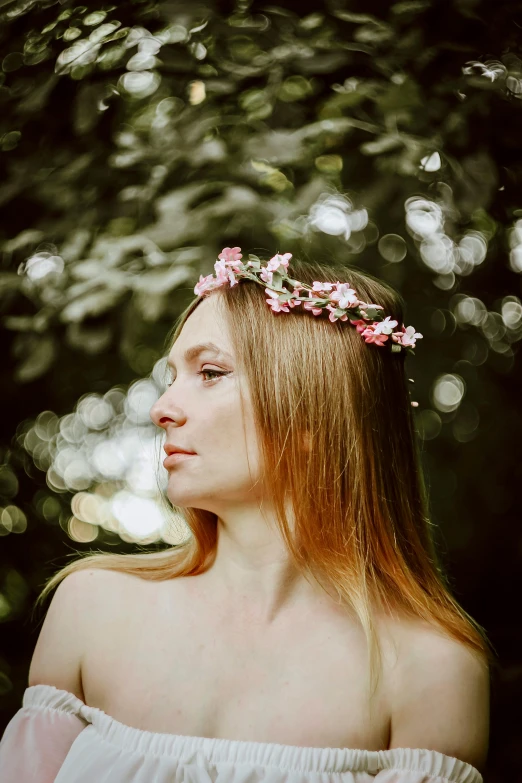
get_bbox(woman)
[0,247,493,782]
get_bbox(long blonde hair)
[34,255,496,706]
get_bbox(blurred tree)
[0,1,521,779]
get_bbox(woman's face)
[149,294,263,511]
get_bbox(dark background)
[0,1,521,780]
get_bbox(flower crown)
[194,247,423,355]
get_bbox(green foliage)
[0,0,519,382]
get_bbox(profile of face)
[149,294,264,513]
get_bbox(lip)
[163,452,196,469]
[164,444,196,456]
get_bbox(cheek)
[200,400,258,459]
[194,395,242,445]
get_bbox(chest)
[82,577,392,751]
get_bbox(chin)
[166,489,210,509]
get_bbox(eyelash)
[166,369,227,387]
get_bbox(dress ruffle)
[23,684,482,782]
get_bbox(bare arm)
[28,569,100,700]
[388,628,490,774]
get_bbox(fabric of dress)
[0,684,483,783]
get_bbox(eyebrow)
[166,342,232,369]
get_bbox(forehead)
[169,295,233,360]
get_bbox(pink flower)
[328,310,349,322]
[214,259,229,283]
[218,246,243,266]
[259,267,274,285]
[287,297,301,307]
[266,252,292,272]
[266,298,290,313]
[395,325,423,347]
[358,301,384,312]
[329,283,359,309]
[361,326,389,346]
[372,316,399,335]
[303,300,323,316]
[325,304,349,322]
[265,288,290,312]
[227,269,238,287]
[350,319,369,334]
[194,274,220,296]
[312,281,334,292]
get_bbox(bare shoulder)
[387,617,490,773]
[28,568,139,700]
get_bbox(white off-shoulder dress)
[0,684,483,783]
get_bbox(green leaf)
[14,335,56,383]
[277,291,295,302]
[60,287,126,323]
[3,315,39,331]
[0,273,21,297]
[269,271,286,292]
[246,257,261,270]
[332,11,381,24]
[133,266,192,294]
[360,135,404,155]
[365,306,386,319]
[391,1,431,16]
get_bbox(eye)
[197,369,227,383]
[165,368,227,387]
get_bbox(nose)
[149,392,187,430]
